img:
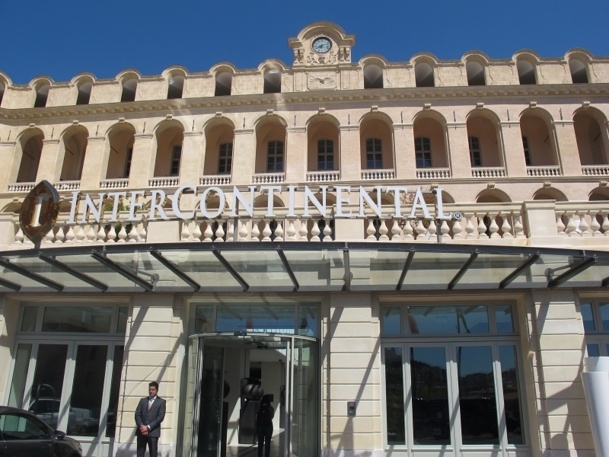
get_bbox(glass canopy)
[0,242,607,293]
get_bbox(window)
[0,81,6,107]
[468,136,482,166]
[466,61,486,86]
[382,303,525,450]
[8,305,126,438]
[317,139,334,170]
[415,137,432,168]
[580,300,609,356]
[167,75,184,99]
[366,138,383,169]
[522,136,531,166]
[517,60,536,85]
[170,145,182,176]
[364,64,383,89]
[76,82,92,105]
[263,70,281,94]
[415,63,434,87]
[121,78,137,102]
[266,140,284,172]
[218,143,233,174]
[124,148,133,177]
[569,59,589,84]
[215,73,232,96]
[34,84,49,108]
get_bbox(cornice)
[0,83,607,122]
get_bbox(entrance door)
[181,333,319,457]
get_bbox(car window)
[0,413,51,440]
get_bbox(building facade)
[0,22,609,457]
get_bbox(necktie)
[148,398,153,410]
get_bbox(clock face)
[312,37,332,54]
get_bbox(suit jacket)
[135,396,166,438]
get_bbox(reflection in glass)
[580,303,595,332]
[106,346,124,437]
[411,347,449,445]
[587,343,600,357]
[43,306,112,333]
[292,338,319,455]
[216,304,295,333]
[117,307,128,334]
[600,303,609,330]
[407,306,489,334]
[298,304,319,337]
[21,306,38,332]
[499,345,524,445]
[195,305,214,333]
[8,344,31,408]
[382,307,401,336]
[30,345,68,430]
[495,304,514,333]
[69,345,107,436]
[198,345,224,456]
[457,346,498,444]
[384,347,405,445]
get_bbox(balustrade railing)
[306,171,340,182]
[526,165,562,177]
[361,169,395,180]
[53,180,81,191]
[555,202,609,237]
[8,182,35,193]
[148,177,179,188]
[472,167,506,178]
[416,168,451,179]
[582,165,609,176]
[252,172,285,184]
[100,178,129,189]
[200,175,232,186]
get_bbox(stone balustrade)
[148,177,179,187]
[555,202,609,237]
[416,168,451,179]
[53,180,81,191]
[526,165,562,177]
[361,169,396,180]
[472,167,507,178]
[100,178,129,189]
[252,172,285,184]
[200,175,232,186]
[582,165,609,176]
[8,182,35,193]
[306,171,340,182]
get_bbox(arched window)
[569,58,589,84]
[121,78,137,102]
[215,73,232,96]
[415,137,432,168]
[34,83,50,108]
[415,63,434,88]
[468,136,482,166]
[364,64,383,89]
[366,138,383,169]
[517,60,536,85]
[167,75,184,99]
[263,70,281,94]
[466,61,485,86]
[266,140,284,172]
[76,81,92,105]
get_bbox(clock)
[312,37,332,54]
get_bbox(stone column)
[232,129,255,186]
[527,289,593,456]
[285,127,306,183]
[339,125,360,181]
[446,122,471,178]
[500,121,528,178]
[79,136,106,190]
[0,141,16,191]
[180,131,204,186]
[393,124,416,180]
[554,120,583,176]
[36,139,62,184]
[128,134,154,189]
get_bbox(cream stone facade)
[0,21,609,457]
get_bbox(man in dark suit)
[135,381,166,457]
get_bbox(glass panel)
[408,306,457,334]
[42,306,112,333]
[220,251,290,290]
[216,304,295,334]
[20,306,38,332]
[106,346,124,438]
[457,346,498,444]
[194,305,215,333]
[410,347,450,445]
[8,344,32,408]
[384,347,405,445]
[30,345,68,430]
[459,253,535,289]
[587,343,600,357]
[116,307,128,334]
[198,345,224,457]
[297,304,319,337]
[402,252,471,289]
[68,345,107,436]
[499,345,524,445]
[457,306,489,334]
[580,303,595,332]
[600,303,609,331]
[351,251,405,290]
[382,307,401,336]
[0,413,52,440]
[496,304,515,333]
[291,338,319,457]
[282,250,344,291]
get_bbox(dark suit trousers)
[137,433,159,457]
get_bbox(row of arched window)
[10,106,608,187]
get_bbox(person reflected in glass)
[256,394,274,457]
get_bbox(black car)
[0,406,82,457]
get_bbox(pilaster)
[393,124,416,180]
[180,131,205,186]
[285,127,307,183]
[0,141,17,191]
[500,121,528,178]
[79,136,106,190]
[128,134,154,188]
[446,122,471,178]
[340,125,360,181]
[554,120,583,177]
[36,139,62,184]
[232,129,255,186]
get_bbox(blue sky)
[1,0,607,84]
